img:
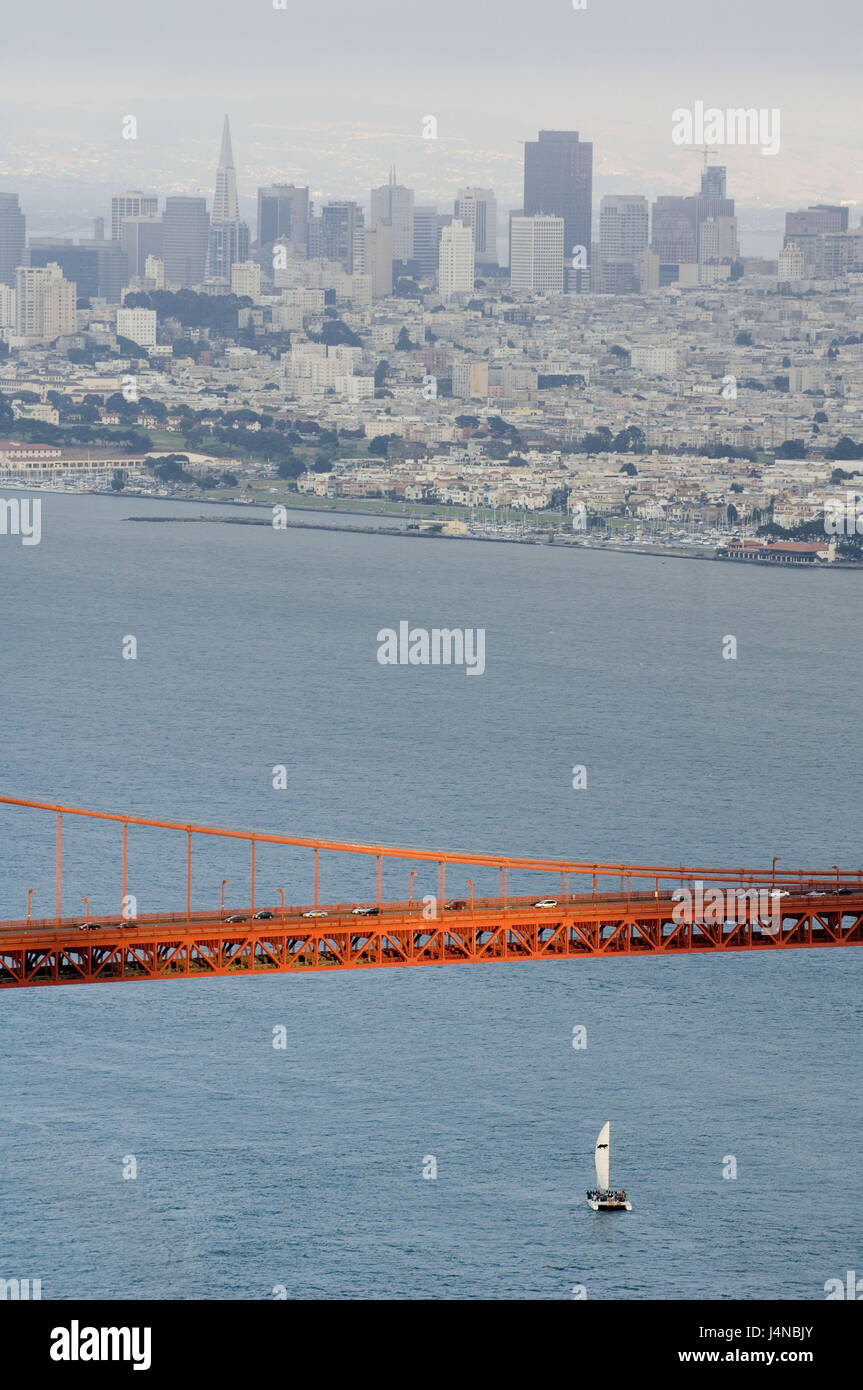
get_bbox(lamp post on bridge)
[833,865,840,891]
[81,897,90,928]
[277,888,285,921]
[466,879,475,916]
[221,879,229,916]
[27,888,35,925]
[771,857,781,893]
[409,871,417,911]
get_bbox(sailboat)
[587,1121,632,1211]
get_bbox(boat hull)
[587,1193,632,1212]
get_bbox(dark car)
[351,905,380,916]
[253,910,274,920]
[444,899,467,910]
[224,914,247,923]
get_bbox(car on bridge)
[351,905,380,916]
[533,898,558,908]
[302,909,328,918]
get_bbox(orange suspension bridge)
[1,795,861,990]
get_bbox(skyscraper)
[454,188,498,266]
[599,196,649,293]
[257,185,309,254]
[510,215,564,293]
[0,192,27,288]
[412,208,451,276]
[111,191,159,242]
[163,197,210,288]
[321,202,363,272]
[363,222,393,298]
[438,219,474,299]
[120,216,164,282]
[694,166,737,266]
[212,115,239,223]
[523,130,592,285]
[370,169,414,263]
[650,197,698,271]
[209,117,250,283]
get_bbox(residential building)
[15,263,76,342]
[438,219,474,299]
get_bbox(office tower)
[77,239,128,301]
[116,306,157,348]
[370,168,414,263]
[0,192,27,287]
[209,220,250,282]
[454,188,498,265]
[15,263,76,341]
[785,204,849,237]
[651,196,698,275]
[231,261,261,298]
[28,240,126,303]
[700,165,726,201]
[163,196,210,287]
[438,219,474,299]
[693,165,737,265]
[322,201,363,272]
[599,195,649,293]
[523,130,592,284]
[208,116,250,283]
[698,216,738,265]
[120,215,164,280]
[212,115,239,222]
[778,243,805,280]
[257,185,309,254]
[412,207,452,276]
[111,191,159,241]
[510,215,564,292]
[94,217,105,240]
[362,223,393,299]
[784,205,850,273]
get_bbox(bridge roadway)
[2,885,861,989]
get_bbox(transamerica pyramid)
[212,115,239,223]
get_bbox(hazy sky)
[1,1,861,251]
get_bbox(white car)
[302,909,327,919]
[533,898,558,908]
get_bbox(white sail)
[595,1121,610,1191]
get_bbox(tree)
[619,460,638,476]
[368,435,392,457]
[828,436,862,461]
[313,454,333,472]
[776,439,806,459]
[277,456,302,479]
[735,330,753,346]
[727,503,739,524]
[395,327,415,350]
[374,360,389,387]
[110,469,125,492]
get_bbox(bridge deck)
[2,892,861,989]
